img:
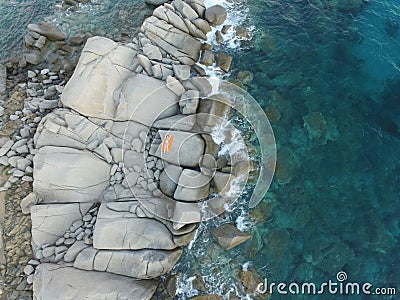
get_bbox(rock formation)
[15,0,251,298]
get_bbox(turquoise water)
[232,0,400,298]
[1,0,399,299]
[0,0,152,62]
[0,0,54,61]
[176,0,400,299]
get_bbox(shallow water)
[0,0,54,61]
[0,0,153,62]
[176,0,400,299]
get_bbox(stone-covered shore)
[0,0,256,299]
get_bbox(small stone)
[83,215,92,222]
[76,231,85,241]
[55,246,68,255]
[64,238,76,245]
[28,70,36,78]
[55,237,65,246]
[42,246,55,258]
[13,169,25,177]
[28,259,40,266]
[22,176,33,182]
[24,265,34,275]
[27,275,34,285]
[166,76,185,96]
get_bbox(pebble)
[53,238,65,247]
[55,246,68,255]
[16,145,29,154]
[10,115,19,121]
[13,170,25,177]
[76,231,85,241]
[74,227,84,235]
[17,158,31,171]
[35,250,43,259]
[54,252,65,261]
[0,139,14,156]
[40,69,49,75]
[110,164,118,175]
[27,70,36,78]
[22,176,33,182]
[24,265,35,275]
[27,275,34,285]
[82,215,92,222]
[72,220,83,228]
[64,238,76,245]
[115,172,123,181]
[9,176,19,183]
[11,138,27,150]
[28,259,40,266]
[42,246,55,258]
[0,156,9,166]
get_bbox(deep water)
[0,0,399,299]
[230,0,400,298]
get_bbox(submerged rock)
[211,223,251,250]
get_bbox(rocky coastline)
[0,0,257,299]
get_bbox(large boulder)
[117,73,179,125]
[93,202,178,250]
[33,146,111,203]
[204,5,227,26]
[174,169,211,201]
[61,37,136,120]
[33,263,157,300]
[142,16,202,65]
[159,164,183,197]
[31,203,91,250]
[155,130,205,167]
[211,223,251,250]
[74,248,183,279]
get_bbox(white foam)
[199,0,255,78]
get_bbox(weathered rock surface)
[31,203,91,249]
[74,247,183,279]
[93,202,178,250]
[204,5,227,26]
[33,146,110,203]
[174,169,211,201]
[155,130,205,167]
[33,263,157,300]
